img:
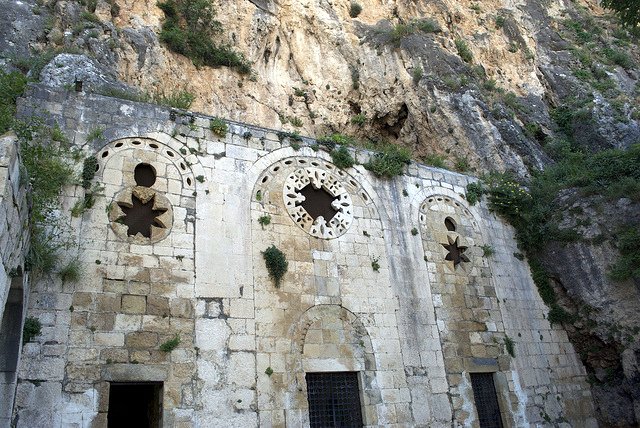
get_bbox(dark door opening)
[108,382,163,428]
[470,372,503,428]
[306,372,363,428]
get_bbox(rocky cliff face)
[2,0,640,425]
[6,0,638,174]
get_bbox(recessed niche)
[445,217,457,231]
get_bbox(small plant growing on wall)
[411,227,418,236]
[209,117,228,137]
[371,256,380,272]
[466,182,484,205]
[262,245,288,287]
[258,214,271,228]
[159,335,180,352]
[58,259,82,283]
[265,366,274,376]
[504,335,516,357]
[364,143,411,177]
[81,156,98,189]
[330,146,355,169]
[23,317,42,344]
[481,245,495,257]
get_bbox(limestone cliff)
[2,0,640,425]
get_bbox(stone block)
[72,292,94,310]
[147,295,170,316]
[125,331,159,349]
[170,298,194,318]
[121,294,146,314]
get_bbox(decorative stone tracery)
[283,167,354,239]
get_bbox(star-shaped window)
[441,236,470,267]
[117,194,168,238]
[298,184,338,222]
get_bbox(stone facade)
[6,85,598,427]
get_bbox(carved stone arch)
[247,146,389,227]
[250,151,381,239]
[418,191,483,275]
[93,136,201,244]
[94,136,202,190]
[284,304,378,426]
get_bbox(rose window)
[283,167,353,239]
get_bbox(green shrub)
[262,245,288,287]
[349,2,362,18]
[80,11,101,24]
[258,214,271,227]
[415,19,440,33]
[412,65,423,84]
[423,154,446,169]
[454,156,470,172]
[0,71,28,134]
[157,0,251,74]
[455,38,473,63]
[364,143,411,177]
[23,317,42,344]
[159,335,180,352]
[371,256,380,272]
[390,24,414,45]
[290,116,303,127]
[466,182,484,205]
[87,127,104,142]
[609,226,640,281]
[81,156,98,189]
[351,114,366,126]
[495,15,506,29]
[209,117,227,137]
[330,146,355,169]
[603,47,634,69]
[317,133,356,150]
[481,245,495,257]
[504,335,515,357]
[154,90,195,109]
[59,259,82,283]
[20,120,76,274]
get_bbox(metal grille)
[470,373,503,428]
[306,372,363,428]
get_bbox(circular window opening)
[134,163,156,187]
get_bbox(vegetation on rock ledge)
[157,0,251,74]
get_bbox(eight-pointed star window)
[117,194,168,238]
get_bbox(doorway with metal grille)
[470,372,503,428]
[306,372,363,427]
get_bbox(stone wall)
[12,85,597,427]
[0,133,31,427]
